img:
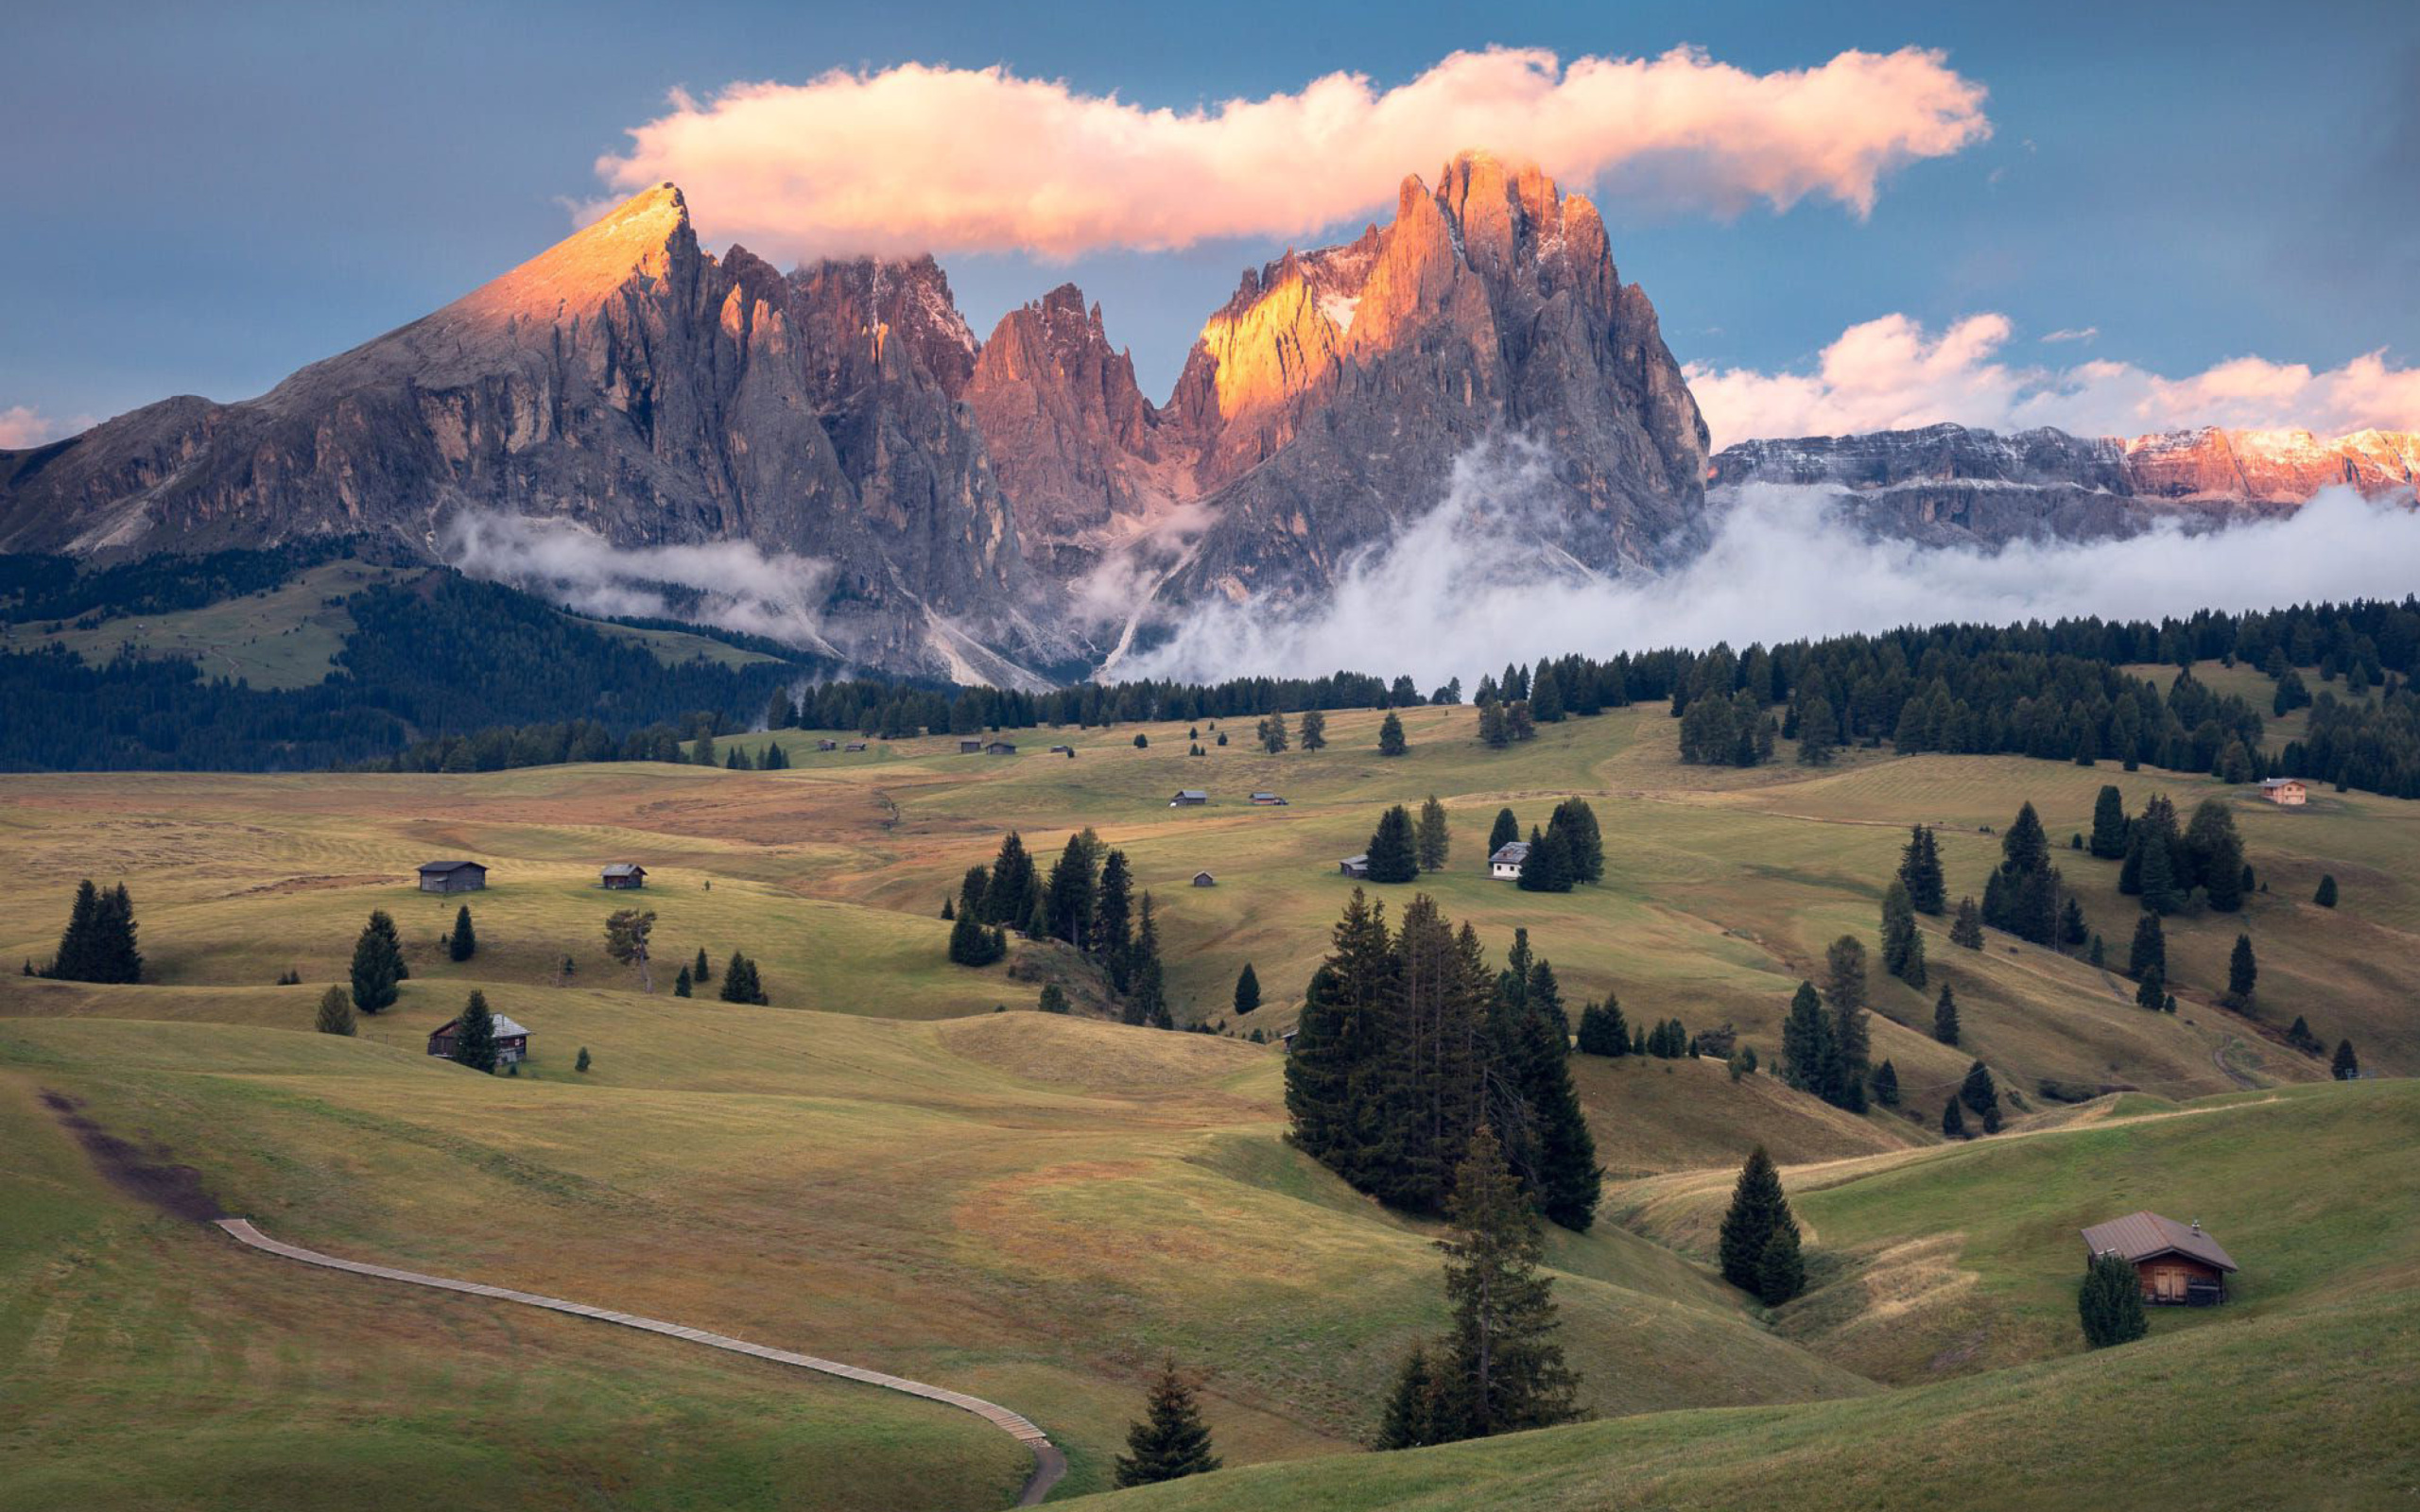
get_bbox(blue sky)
[3,0,2414,442]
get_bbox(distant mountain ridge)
[0,153,1707,680]
[1710,421,2420,545]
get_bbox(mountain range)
[2,152,2411,682]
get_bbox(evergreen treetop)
[1112,1358,1222,1487]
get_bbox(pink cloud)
[592,46,1990,260]
[1687,316,2420,447]
[0,405,93,449]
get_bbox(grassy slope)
[0,560,394,690]
[1062,1079,2420,1512]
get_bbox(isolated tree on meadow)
[1299,709,1327,751]
[314,985,356,1037]
[1257,713,1289,754]
[1942,1097,1967,1138]
[2315,874,2339,907]
[1873,1059,1899,1107]
[603,909,657,991]
[673,965,693,996]
[451,990,499,1074]
[447,904,476,963]
[1933,982,1961,1045]
[2333,1040,2360,1079]
[1113,1359,1222,1487]
[1233,963,1261,1016]
[1881,880,1927,988]
[575,1046,592,1073]
[2226,935,2257,1008]
[1897,825,1946,914]
[45,879,146,984]
[693,947,712,984]
[1718,1146,1800,1297]
[2079,1250,2149,1348]
[349,910,405,1013]
[1415,795,1451,871]
[1378,710,1409,757]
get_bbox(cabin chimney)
[2190,1218,2202,1233]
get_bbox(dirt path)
[214,1218,1066,1506]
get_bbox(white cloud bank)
[1118,443,2420,689]
[1688,314,2420,449]
[0,404,95,449]
[592,45,1989,259]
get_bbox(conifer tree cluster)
[1880,880,1927,988]
[2079,1251,2149,1348]
[2129,913,2169,1011]
[42,880,143,984]
[348,909,406,1012]
[1960,1061,2002,1133]
[1285,893,1600,1229]
[1949,896,1984,950]
[1779,942,1872,1112]
[1981,802,2064,945]
[717,953,768,1005]
[1374,1126,1582,1450]
[1896,825,1946,914]
[2114,793,2246,915]
[1574,996,1630,1057]
[954,832,1169,1021]
[1717,1147,1806,1304]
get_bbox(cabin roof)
[2080,1211,2238,1271]
[418,859,486,875]
[1340,853,1369,867]
[600,863,646,878]
[432,1013,531,1040]
[1175,789,1208,799]
[2259,777,2301,788]
[1490,841,1531,865]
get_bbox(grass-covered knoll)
[1065,1078,2420,1512]
[0,987,1864,1504]
[0,559,397,689]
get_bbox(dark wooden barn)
[600,864,648,890]
[417,860,488,894]
[427,1012,531,1066]
[2080,1211,2238,1304]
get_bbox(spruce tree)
[2079,1250,2149,1347]
[1513,967,1599,1232]
[1756,1223,1806,1305]
[1415,795,1451,871]
[1897,824,1946,914]
[93,885,144,984]
[2135,963,2167,1011]
[1095,850,1134,981]
[1299,709,1327,751]
[2128,911,2167,984]
[603,908,657,990]
[1959,1061,2000,1125]
[948,908,1002,967]
[1377,710,1408,756]
[448,904,476,962]
[1111,1358,1221,1487]
[1285,893,1392,1177]
[1718,1146,1798,1293]
[2333,1040,2360,1079]
[1950,896,1984,950]
[451,990,499,1074]
[718,954,768,1005]
[1942,1097,1967,1138]
[349,910,405,1013]
[1487,807,1521,854]
[1514,824,1574,893]
[1374,1345,1447,1451]
[1780,982,1832,1093]
[1881,880,1927,988]
[694,947,712,983]
[1038,983,1069,1014]
[2226,934,2257,1008]
[1546,799,1604,885]
[2060,896,2088,949]
[2315,874,2338,907]
[1233,963,1261,1016]
[673,965,693,996]
[1365,805,1420,884]
[314,985,356,1036]
[1933,982,1960,1045]
[1874,1059,1899,1107]
[1434,1125,1581,1437]
[1575,996,1630,1057]
[46,879,103,982]
[2136,828,2182,915]
[1823,936,1871,1110]
[2089,784,2130,859]
[575,1046,591,1073]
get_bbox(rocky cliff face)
[0,156,1713,679]
[0,186,1062,683]
[1709,422,2420,545]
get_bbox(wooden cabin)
[983,741,1017,755]
[817,739,839,751]
[427,1012,531,1066]
[959,739,984,753]
[1192,871,1217,887]
[2257,777,2308,806]
[1047,744,1075,754]
[2080,1211,2238,1304]
[417,860,488,894]
[1488,841,1530,881]
[600,864,648,890]
[1170,790,1208,807]
[1250,792,1288,806]
[1338,854,1371,879]
[842,741,869,752]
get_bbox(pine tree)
[2060,896,2088,949]
[603,908,657,990]
[451,990,499,1074]
[1256,713,1289,754]
[1112,1358,1221,1487]
[91,885,143,984]
[1299,709,1328,751]
[1575,996,1630,1057]
[448,904,476,962]
[1780,982,1832,1093]
[1546,799,1603,884]
[1942,1097,1967,1138]
[2333,1040,2360,1079]
[2135,963,2167,1012]
[673,965,693,996]
[1959,1061,2000,1125]
[314,985,356,1036]
[1415,795,1451,871]
[941,896,954,920]
[694,947,712,984]
[2184,800,2245,911]
[1433,1125,1582,1437]
[1950,896,1984,950]
[1874,1059,1899,1107]
[349,910,405,1013]
[1285,892,1392,1177]
[1897,825,1946,914]
[1366,805,1420,885]
[2226,934,2257,1008]
[1038,983,1069,1014]
[2136,828,2182,915]
[1377,710,1409,756]
[1823,936,1871,1110]
[2079,1250,2149,1347]
[2128,911,2167,984]
[1478,807,1520,857]
[2089,784,2130,859]
[983,833,1039,927]
[1881,880,1927,988]
[1233,963,1261,1016]
[1797,695,1839,765]
[1756,1223,1806,1305]
[719,953,768,1005]
[1933,982,1961,1045]
[575,1046,591,1073]
[948,909,1004,967]
[2315,874,2338,907]
[46,879,102,981]
[1374,1345,1447,1451]
[1513,824,1574,893]
[1512,965,1599,1232]
[1044,833,1098,949]
[1718,1146,1798,1293]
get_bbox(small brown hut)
[2080,1211,2238,1304]
[600,864,648,890]
[417,860,487,894]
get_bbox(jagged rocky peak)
[785,253,980,397]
